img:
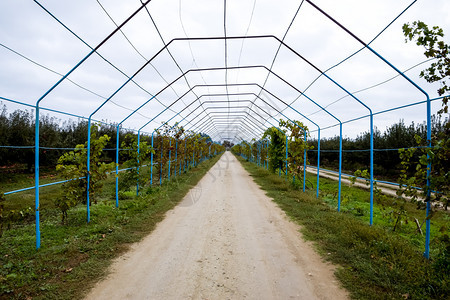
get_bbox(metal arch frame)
[305,0,432,257]
[193,83,342,200]
[180,94,321,195]
[189,105,292,177]
[31,25,430,254]
[77,57,363,221]
[181,85,331,197]
[195,112,264,133]
[192,109,267,138]
[183,104,289,173]
[123,75,338,200]
[33,0,154,248]
[164,34,428,231]
[119,62,350,207]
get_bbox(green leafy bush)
[55,124,114,223]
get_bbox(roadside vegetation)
[0,153,222,299]
[232,20,449,299]
[0,108,225,299]
[236,155,449,299]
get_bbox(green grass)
[236,155,449,300]
[0,154,222,299]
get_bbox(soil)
[85,152,348,300]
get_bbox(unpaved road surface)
[86,152,348,300]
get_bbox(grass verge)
[0,154,222,299]
[236,155,449,300]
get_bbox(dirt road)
[85,152,348,300]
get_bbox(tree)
[398,21,449,210]
[403,21,449,114]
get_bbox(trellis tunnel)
[1,0,448,258]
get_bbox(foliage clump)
[279,119,312,184]
[119,133,154,191]
[262,126,286,173]
[398,21,449,210]
[55,124,114,223]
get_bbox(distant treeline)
[308,115,448,179]
[0,104,140,171]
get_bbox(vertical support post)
[369,115,374,226]
[136,131,141,196]
[303,131,307,192]
[258,142,261,166]
[150,133,154,185]
[34,107,41,249]
[160,136,163,186]
[115,125,120,207]
[316,129,320,198]
[184,139,187,173]
[175,140,178,177]
[338,124,343,211]
[285,136,288,176]
[424,93,432,259]
[86,119,92,223]
[168,138,171,181]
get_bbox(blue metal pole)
[258,142,261,166]
[175,140,178,177]
[425,101,432,259]
[168,139,171,181]
[369,115,374,226]
[115,125,120,207]
[34,107,40,249]
[303,132,307,192]
[150,133,154,185]
[316,129,320,198]
[304,1,431,253]
[86,119,92,223]
[184,139,187,173]
[160,136,163,186]
[338,124,343,212]
[137,132,141,195]
[285,137,288,176]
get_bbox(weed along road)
[85,152,348,300]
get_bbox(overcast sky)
[0,0,449,142]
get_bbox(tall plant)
[398,21,449,210]
[55,124,114,223]
[279,119,312,182]
[119,133,153,191]
[262,126,286,173]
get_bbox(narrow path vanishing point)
[85,152,348,300]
